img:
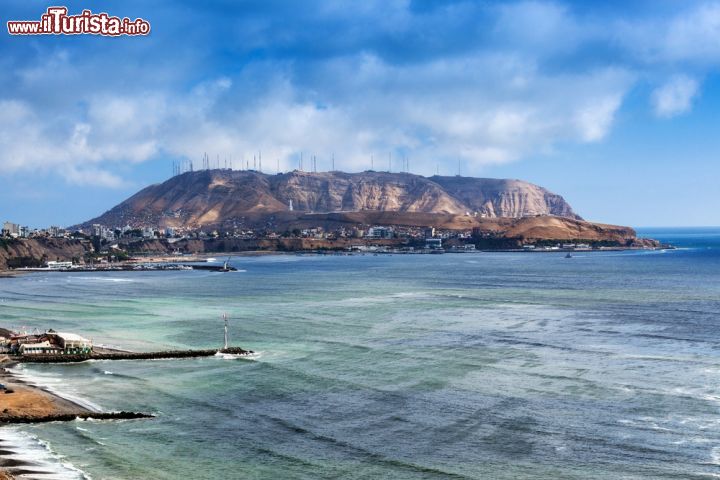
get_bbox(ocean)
[1,228,719,479]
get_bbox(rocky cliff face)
[0,238,91,270]
[430,176,579,219]
[78,170,580,229]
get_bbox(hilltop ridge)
[77,170,581,230]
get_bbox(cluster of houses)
[2,221,68,239]
[0,329,93,356]
[3,216,478,246]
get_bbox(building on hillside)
[366,226,393,239]
[47,226,68,238]
[2,221,20,237]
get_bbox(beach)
[0,361,91,479]
[1,356,95,420]
[0,356,154,479]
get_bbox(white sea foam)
[7,365,103,413]
[214,351,261,360]
[0,427,91,479]
[66,276,134,283]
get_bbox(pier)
[11,346,252,363]
[14,263,237,273]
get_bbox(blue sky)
[1,0,719,227]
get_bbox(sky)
[1,0,719,228]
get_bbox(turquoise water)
[1,228,720,479]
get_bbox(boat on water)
[565,253,573,258]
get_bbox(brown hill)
[77,170,580,229]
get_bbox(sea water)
[1,228,719,479]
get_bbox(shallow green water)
[1,230,720,479]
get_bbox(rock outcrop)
[430,176,579,219]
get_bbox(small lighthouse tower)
[223,313,229,350]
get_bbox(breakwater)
[1,411,154,424]
[13,263,237,273]
[13,347,252,364]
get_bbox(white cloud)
[494,1,586,56]
[5,0,719,185]
[0,94,163,186]
[651,75,700,118]
[574,94,624,142]
[664,3,720,64]
[0,54,636,183]
[616,2,720,67]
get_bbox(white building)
[47,261,73,269]
[48,226,67,237]
[47,332,93,354]
[366,226,393,239]
[19,341,62,355]
[2,221,20,237]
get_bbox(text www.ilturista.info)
[7,7,150,36]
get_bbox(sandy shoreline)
[0,361,92,479]
[0,360,93,421]
[0,358,152,478]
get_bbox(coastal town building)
[425,238,443,249]
[2,221,20,237]
[47,331,93,354]
[19,341,63,355]
[47,261,74,269]
[366,226,393,239]
[0,329,93,356]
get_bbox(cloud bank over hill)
[2,0,720,187]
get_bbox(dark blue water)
[1,228,720,479]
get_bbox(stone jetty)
[13,347,252,363]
